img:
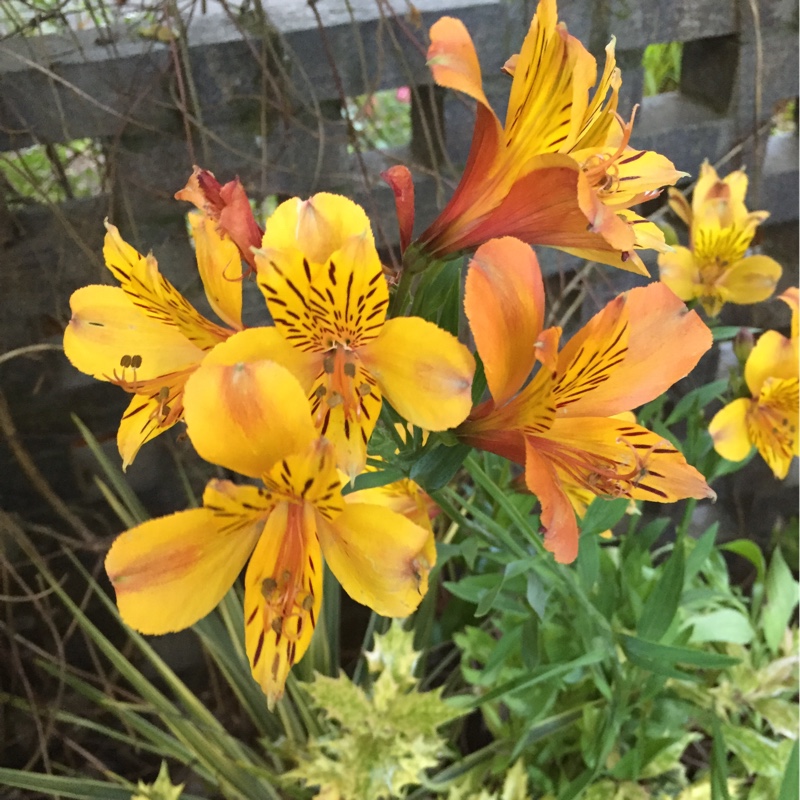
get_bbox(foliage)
[642,43,683,96]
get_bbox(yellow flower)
[105,359,434,705]
[63,218,243,468]
[659,163,782,317]
[411,0,682,274]
[458,237,715,562]
[216,192,474,478]
[710,288,799,478]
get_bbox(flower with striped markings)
[105,358,435,706]
[457,237,715,563]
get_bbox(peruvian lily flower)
[659,162,782,317]
[175,166,264,273]
[709,288,799,478]
[217,192,474,478]
[405,0,681,274]
[457,237,715,563]
[63,219,243,468]
[105,354,434,705]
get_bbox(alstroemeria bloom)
[63,219,243,467]
[659,163,781,316]
[410,0,681,274]
[228,192,474,477]
[709,288,799,478]
[105,357,434,705]
[458,237,715,562]
[176,166,263,272]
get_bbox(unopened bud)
[733,328,755,364]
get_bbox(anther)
[130,354,143,369]
[270,617,283,635]
[357,383,372,396]
[120,355,132,368]
[327,391,343,408]
[343,362,356,378]
[323,355,335,374]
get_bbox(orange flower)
[176,167,263,272]
[410,0,681,274]
[63,220,243,467]
[458,237,715,562]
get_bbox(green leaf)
[723,722,788,777]
[621,634,739,680]
[580,497,630,537]
[665,379,729,426]
[711,717,732,800]
[341,466,405,494]
[688,608,755,645]
[720,539,766,585]
[685,524,718,580]
[762,547,800,653]
[638,542,685,641]
[778,740,799,800]
[410,441,471,492]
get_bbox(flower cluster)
[63,0,730,702]
[658,163,782,317]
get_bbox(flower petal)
[105,480,269,634]
[709,397,752,464]
[359,317,475,431]
[103,222,230,349]
[427,16,490,108]
[202,326,322,393]
[658,246,699,302]
[558,283,712,418]
[465,237,545,405]
[244,501,324,706]
[524,438,580,564]
[745,330,798,396]
[779,287,799,340]
[116,371,192,469]
[747,377,799,479]
[64,285,204,382]
[188,212,243,330]
[183,359,316,477]
[319,503,434,617]
[718,255,782,306]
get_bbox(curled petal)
[359,317,475,431]
[64,285,203,382]
[465,237,545,405]
[188,212,243,330]
[183,359,316,478]
[709,398,752,464]
[427,16,490,108]
[319,503,434,617]
[105,481,269,634]
[779,287,799,340]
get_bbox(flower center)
[313,344,374,423]
[580,109,638,199]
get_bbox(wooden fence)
[0,0,797,512]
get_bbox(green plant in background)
[642,43,683,96]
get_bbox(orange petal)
[183,360,316,478]
[538,417,715,503]
[465,237,545,405]
[524,438,579,564]
[381,165,415,254]
[244,501,323,706]
[188,212,243,330]
[427,16,490,107]
[319,502,434,617]
[358,317,475,431]
[558,283,712,418]
[105,480,269,634]
[64,285,204,382]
